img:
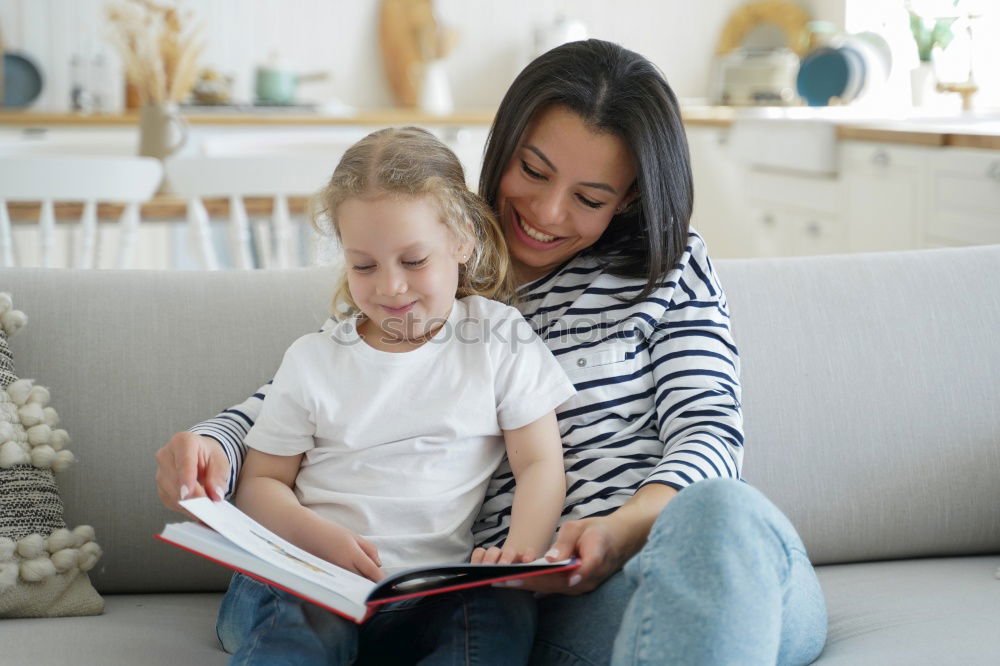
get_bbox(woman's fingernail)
[545,548,559,559]
[215,487,226,501]
[179,485,189,500]
[568,574,582,587]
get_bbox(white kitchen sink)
[727,107,1000,176]
[729,115,840,175]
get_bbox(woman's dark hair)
[479,39,692,304]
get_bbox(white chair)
[0,157,163,269]
[165,155,337,270]
[200,132,364,159]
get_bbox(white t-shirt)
[245,295,576,572]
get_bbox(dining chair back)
[165,155,338,269]
[0,156,163,268]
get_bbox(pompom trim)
[0,527,102,593]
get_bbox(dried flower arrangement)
[105,0,204,105]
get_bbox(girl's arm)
[479,410,566,564]
[235,448,384,582]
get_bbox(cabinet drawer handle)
[872,149,890,167]
[805,221,822,237]
[762,213,776,226]
[988,161,1000,182]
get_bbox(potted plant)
[905,0,960,105]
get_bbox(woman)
[156,40,827,665]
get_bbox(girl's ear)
[455,238,475,264]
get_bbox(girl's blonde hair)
[315,127,516,317]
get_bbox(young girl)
[216,126,575,665]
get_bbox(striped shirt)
[193,230,743,549]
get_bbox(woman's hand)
[494,484,680,595]
[155,431,231,520]
[498,515,635,595]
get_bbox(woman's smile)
[511,206,565,248]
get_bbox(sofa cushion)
[2,592,226,664]
[717,245,1000,565]
[813,555,1000,664]
[0,293,104,617]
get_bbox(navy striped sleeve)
[645,240,744,490]
[188,382,271,496]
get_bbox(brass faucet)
[936,81,979,111]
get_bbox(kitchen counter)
[3,106,998,149]
[0,110,497,127]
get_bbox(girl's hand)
[320,522,385,583]
[470,545,539,565]
[495,515,635,595]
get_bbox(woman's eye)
[403,258,428,268]
[352,264,375,273]
[520,160,544,180]
[576,194,604,210]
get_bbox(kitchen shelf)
[0,110,497,126]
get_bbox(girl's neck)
[356,312,449,353]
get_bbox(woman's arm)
[235,448,384,582]
[505,239,742,593]
[475,411,566,564]
[155,382,271,517]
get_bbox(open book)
[157,498,578,624]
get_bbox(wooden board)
[379,0,436,108]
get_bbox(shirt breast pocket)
[559,340,636,379]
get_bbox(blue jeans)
[531,479,828,665]
[217,572,536,665]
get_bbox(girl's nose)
[377,267,408,296]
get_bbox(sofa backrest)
[0,245,997,593]
[717,244,1000,566]
[0,267,337,593]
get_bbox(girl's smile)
[338,194,469,351]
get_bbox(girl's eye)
[351,264,375,273]
[403,258,428,268]
[576,194,604,210]
[520,160,544,180]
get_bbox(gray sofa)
[1,244,998,665]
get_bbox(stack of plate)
[796,31,891,106]
[2,52,43,108]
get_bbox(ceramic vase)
[910,62,936,107]
[138,103,189,160]
[418,60,453,116]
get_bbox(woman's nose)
[531,186,567,227]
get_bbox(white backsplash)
[0,0,856,113]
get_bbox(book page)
[180,498,374,604]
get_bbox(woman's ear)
[616,185,639,215]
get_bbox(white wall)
[1,0,856,113]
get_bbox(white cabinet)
[742,168,845,257]
[840,142,927,253]
[686,126,747,257]
[925,148,1000,247]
